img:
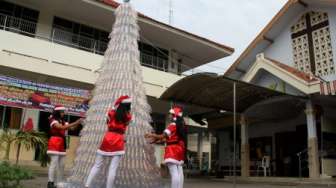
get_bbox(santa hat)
[113,95,131,109]
[54,105,66,111]
[169,106,183,120]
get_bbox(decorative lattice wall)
[291,11,334,77]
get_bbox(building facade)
[0,0,233,168]
[222,0,336,179]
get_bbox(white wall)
[252,70,305,96]
[0,30,182,98]
[35,9,54,39]
[264,26,294,67]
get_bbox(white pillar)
[208,133,212,170]
[240,115,250,177]
[305,101,320,179]
[35,9,54,39]
[197,131,204,170]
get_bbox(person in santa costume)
[145,106,186,188]
[85,95,132,188]
[47,105,82,188]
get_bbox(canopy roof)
[160,73,304,113]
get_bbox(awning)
[160,73,304,113]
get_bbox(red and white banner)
[0,75,91,116]
[320,80,336,95]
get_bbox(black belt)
[51,135,65,139]
[108,129,124,135]
[167,141,179,145]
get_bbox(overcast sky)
[117,0,287,74]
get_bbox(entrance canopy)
[160,73,305,113]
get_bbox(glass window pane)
[99,31,109,42]
[3,107,22,129]
[0,106,4,128]
[38,111,51,133]
[68,115,82,136]
[10,107,22,129]
[80,25,94,37]
[151,113,166,134]
[3,107,10,129]
[53,17,73,31]
[22,8,39,22]
[0,1,15,15]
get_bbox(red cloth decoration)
[22,118,34,132]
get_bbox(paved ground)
[23,176,336,188]
[184,179,335,188]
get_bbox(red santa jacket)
[163,123,186,165]
[47,118,68,155]
[98,110,132,156]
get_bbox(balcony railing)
[51,28,108,55]
[0,13,37,37]
[141,53,168,72]
[0,13,194,75]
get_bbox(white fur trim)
[169,109,175,114]
[50,120,59,127]
[169,109,182,117]
[55,106,66,111]
[47,150,66,155]
[164,129,171,136]
[164,158,184,165]
[121,98,132,103]
[97,149,125,156]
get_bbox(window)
[66,115,83,136]
[52,17,171,73]
[37,111,82,136]
[139,41,169,71]
[38,111,51,133]
[0,106,4,128]
[52,17,109,54]
[151,113,166,134]
[0,1,39,36]
[0,106,23,129]
[291,11,334,77]
[53,17,73,31]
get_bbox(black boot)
[47,182,55,188]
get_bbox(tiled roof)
[265,57,319,83]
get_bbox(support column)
[35,9,54,39]
[240,115,250,177]
[197,131,204,170]
[305,101,320,179]
[208,133,212,170]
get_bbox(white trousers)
[167,163,184,188]
[48,154,65,183]
[85,154,121,188]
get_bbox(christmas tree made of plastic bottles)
[64,2,163,188]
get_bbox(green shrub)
[0,161,34,188]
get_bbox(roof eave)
[224,0,298,77]
[97,0,234,55]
